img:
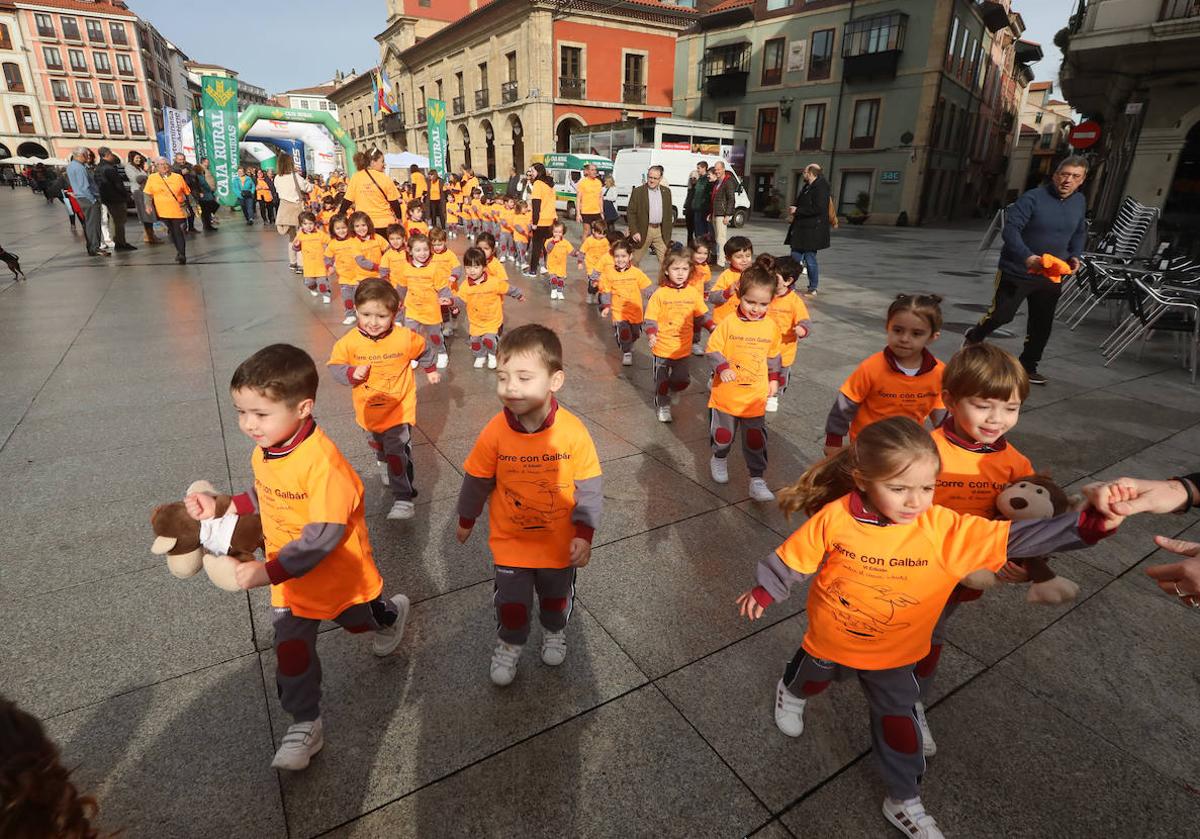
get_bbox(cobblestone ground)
[2,191,1199,838]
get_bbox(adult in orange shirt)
[409,164,428,203]
[525,162,557,277]
[143,157,190,264]
[427,169,445,229]
[573,162,604,238]
[459,165,479,205]
[342,149,401,230]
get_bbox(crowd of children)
[177,171,1151,839]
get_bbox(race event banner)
[163,107,188,162]
[426,98,447,175]
[201,75,241,206]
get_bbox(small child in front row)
[735,416,1127,839]
[348,212,389,326]
[396,232,452,371]
[824,293,946,456]
[598,238,653,367]
[451,246,525,370]
[324,214,357,311]
[543,220,583,301]
[763,255,812,413]
[708,236,755,326]
[644,248,713,423]
[292,212,331,299]
[456,324,603,686]
[705,265,782,502]
[186,343,411,771]
[329,279,434,521]
[579,219,611,304]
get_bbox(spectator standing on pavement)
[626,165,674,268]
[66,147,103,256]
[963,156,1089,386]
[786,163,831,296]
[504,165,520,198]
[602,175,619,228]
[274,154,312,273]
[574,162,604,239]
[687,161,711,245]
[143,156,191,264]
[709,161,737,266]
[192,162,219,232]
[526,162,557,276]
[238,168,256,225]
[95,147,135,251]
[126,151,158,245]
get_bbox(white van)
[611,149,750,227]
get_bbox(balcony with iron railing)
[559,77,585,99]
[842,12,908,82]
[474,88,489,109]
[382,112,405,132]
[702,44,750,97]
[501,80,518,104]
[452,95,464,115]
[622,83,646,105]
[416,106,426,124]
[1161,0,1200,21]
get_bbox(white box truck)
[611,148,751,228]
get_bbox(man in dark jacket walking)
[964,156,1089,385]
[710,161,737,266]
[95,147,135,251]
[686,161,711,245]
[786,164,830,294]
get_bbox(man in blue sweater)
[964,156,1089,385]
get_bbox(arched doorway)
[555,117,583,153]
[481,119,496,180]
[17,141,48,158]
[1163,120,1200,258]
[460,125,472,172]
[509,115,524,173]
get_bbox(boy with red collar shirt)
[186,343,410,772]
[598,238,653,367]
[824,294,947,456]
[429,228,462,337]
[396,233,452,371]
[456,324,602,687]
[329,280,433,521]
[451,246,525,370]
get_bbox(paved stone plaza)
[2,190,1199,838]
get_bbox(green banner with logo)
[426,98,447,176]
[201,75,241,206]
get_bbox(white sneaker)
[436,352,449,369]
[765,395,779,413]
[271,718,323,770]
[487,353,497,369]
[371,593,411,656]
[914,701,937,757]
[541,630,567,666]
[322,294,331,304]
[410,359,418,369]
[309,288,319,297]
[377,461,389,486]
[342,314,356,325]
[882,797,944,839]
[474,356,486,369]
[691,343,703,357]
[656,406,673,423]
[387,500,415,520]
[490,641,523,686]
[774,680,807,737]
[621,352,633,366]
[710,455,729,484]
[749,478,775,502]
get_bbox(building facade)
[135,17,187,134]
[374,0,695,179]
[328,67,386,169]
[1060,0,1200,251]
[280,84,339,118]
[674,0,1036,224]
[1005,79,1073,197]
[0,2,49,159]
[183,61,269,111]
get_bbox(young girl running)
[824,294,946,455]
[707,236,755,326]
[543,220,582,301]
[764,255,812,413]
[324,214,358,313]
[580,220,611,304]
[735,416,1126,839]
[598,238,653,367]
[451,246,525,369]
[292,212,330,299]
[705,265,782,501]
[512,201,532,269]
[430,228,462,337]
[396,233,452,370]
[644,249,714,423]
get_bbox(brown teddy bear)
[960,474,1081,605]
[150,480,263,591]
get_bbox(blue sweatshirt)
[999,182,1087,278]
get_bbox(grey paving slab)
[586,390,715,449]
[45,655,286,839]
[25,365,220,420]
[262,582,646,837]
[658,614,984,813]
[747,820,796,839]
[779,670,1200,839]
[325,685,769,839]
[589,452,727,546]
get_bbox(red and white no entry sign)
[1068,120,1101,150]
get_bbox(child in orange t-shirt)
[329,280,435,520]
[456,324,603,686]
[688,240,715,356]
[185,344,411,771]
[346,212,389,326]
[396,233,452,370]
[644,248,713,423]
[763,255,812,413]
[292,212,331,299]
[579,219,611,304]
[512,201,532,268]
[735,416,1125,838]
[705,265,782,501]
[406,200,430,238]
[429,227,462,337]
[324,214,359,315]
[824,293,947,455]
[543,219,583,301]
[377,224,408,300]
[598,238,653,366]
[498,196,518,262]
[707,236,755,325]
[451,246,525,370]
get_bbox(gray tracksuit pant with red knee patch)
[366,423,415,501]
[469,332,500,360]
[493,565,576,646]
[709,409,768,477]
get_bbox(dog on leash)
[0,245,26,281]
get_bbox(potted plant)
[846,191,871,225]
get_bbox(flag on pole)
[372,69,395,115]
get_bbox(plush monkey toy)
[150,480,263,591]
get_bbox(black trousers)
[103,200,129,246]
[529,226,552,273]
[965,271,1062,372]
[163,218,187,259]
[428,198,445,229]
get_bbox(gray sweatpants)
[404,319,445,367]
[653,355,691,408]
[469,332,500,359]
[710,409,768,478]
[273,595,400,723]
[613,320,642,353]
[493,565,576,646]
[366,423,415,501]
[783,650,925,800]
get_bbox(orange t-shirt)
[144,172,190,219]
[345,169,400,229]
[600,265,652,323]
[576,176,602,216]
[693,262,712,291]
[485,257,507,285]
[532,180,557,226]
[411,171,428,199]
[499,207,516,233]
[513,211,532,243]
[428,178,442,201]
[294,229,330,278]
[379,246,407,287]
[407,219,430,238]
[349,234,388,283]
[253,426,383,620]
[456,277,512,335]
[544,238,575,277]
[431,248,461,289]
[840,350,946,439]
[775,494,1010,669]
[710,268,742,324]
[645,284,709,360]
[706,314,782,417]
[767,291,811,367]
[463,407,602,569]
[580,235,609,274]
[328,326,426,431]
[398,258,449,325]
[324,236,359,285]
[931,426,1033,519]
